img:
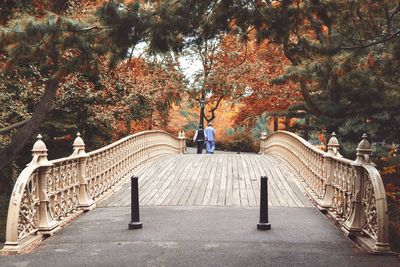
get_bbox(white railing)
[3,130,186,251]
[260,131,390,253]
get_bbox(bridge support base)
[257,222,271,230]
[128,222,143,230]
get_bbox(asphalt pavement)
[1,206,399,267]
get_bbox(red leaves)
[209,33,301,125]
[1,59,15,72]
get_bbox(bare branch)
[0,119,30,135]
[205,95,224,122]
[340,29,400,50]
[11,25,105,34]
[389,4,400,21]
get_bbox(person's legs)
[206,141,211,154]
[197,141,203,154]
[211,140,215,154]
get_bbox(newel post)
[71,133,95,211]
[344,134,371,234]
[320,132,341,208]
[31,135,59,235]
[178,131,187,154]
[353,134,373,165]
[259,131,267,155]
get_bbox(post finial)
[354,133,373,165]
[32,134,47,153]
[326,131,342,157]
[357,133,371,150]
[260,131,267,140]
[71,132,87,157]
[29,134,52,166]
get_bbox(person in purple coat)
[205,122,215,154]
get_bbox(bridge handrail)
[3,130,186,251]
[87,130,179,156]
[260,130,389,253]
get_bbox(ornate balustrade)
[260,131,390,253]
[3,130,186,251]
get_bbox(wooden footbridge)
[1,130,392,255]
[100,153,312,208]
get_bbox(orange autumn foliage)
[208,33,302,128]
[165,98,240,141]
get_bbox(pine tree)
[260,1,400,144]
[0,4,131,175]
[147,0,400,145]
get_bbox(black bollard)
[257,176,271,230]
[128,176,142,230]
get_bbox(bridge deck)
[100,154,312,208]
[4,152,400,266]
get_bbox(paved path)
[2,206,399,266]
[100,154,312,208]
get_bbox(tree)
[0,0,158,176]
[151,0,400,144]
[208,33,301,128]
[0,13,108,174]
[111,57,185,131]
[260,1,400,143]
[142,0,251,125]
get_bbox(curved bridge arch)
[3,130,186,251]
[260,131,389,253]
[2,130,390,254]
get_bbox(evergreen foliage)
[133,1,400,145]
[1,0,399,172]
[96,1,152,67]
[0,11,108,172]
[262,1,400,144]
[0,1,159,173]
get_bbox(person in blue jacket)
[204,122,215,154]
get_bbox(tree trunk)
[299,81,321,116]
[0,75,63,178]
[284,116,288,130]
[304,115,310,140]
[204,95,223,124]
[273,115,278,132]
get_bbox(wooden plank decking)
[100,153,312,208]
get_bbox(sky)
[131,42,203,85]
